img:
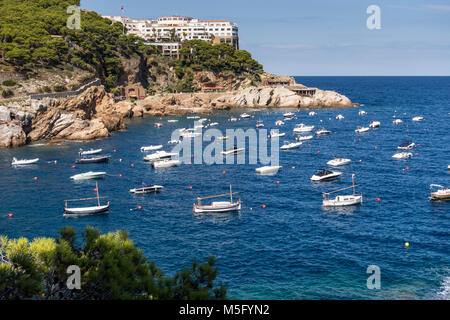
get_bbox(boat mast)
[230,185,233,203]
[96,182,100,206]
[352,174,356,196]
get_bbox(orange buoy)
[406,167,410,171]
[113,149,117,153]
[188,186,193,190]
[276,181,280,184]
[119,174,123,178]
[8,213,13,217]
[94,188,98,192]
[33,177,38,181]
[262,204,267,209]
[137,206,143,210]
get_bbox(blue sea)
[1,76,449,299]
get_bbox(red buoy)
[33,177,38,181]
[188,186,193,190]
[406,167,410,171]
[262,204,267,209]
[119,174,123,178]
[131,163,134,168]
[8,213,13,218]
[72,165,76,169]
[377,198,381,202]
[223,170,226,174]
[137,206,143,210]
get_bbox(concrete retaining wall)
[30,79,102,100]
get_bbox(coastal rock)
[0,106,11,121]
[0,120,27,148]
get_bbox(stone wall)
[30,79,102,100]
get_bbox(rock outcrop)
[0,120,27,148]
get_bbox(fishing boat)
[397,141,415,150]
[11,157,39,165]
[255,165,282,175]
[392,152,412,159]
[75,155,110,164]
[240,113,251,119]
[358,110,367,116]
[429,184,450,201]
[293,124,315,133]
[144,151,178,162]
[221,146,245,156]
[393,119,403,125]
[152,159,181,169]
[70,171,106,180]
[355,126,370,133]
[130,184,164,194]
[296,135,313,142]
[269,130,286,138]
[141,145,163,152]
[311,169,342,182]
[63,182,109,217]
[369,121,381,128]
[280,141,302,150]
[316,129,331,136]
[322,174,363,207]
[275,120,285,126]
[327,158,351,167]
[193,185,241,214]
[336,114,344,120]
[79,148,102,156]
[412,116,424,122]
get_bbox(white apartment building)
[103,15,239,50]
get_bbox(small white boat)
[355,126,370,134]
[336,114,344,120]
[429,184,450,201]
[79,148,103,156]
[283,112,295,119]
[294,124,315,133]
[316,129,331,136]
[311,169,342,182]
[167,119,179,123]
[209,122,219,127]
[70,171,106,180]
[369,121,381,129]
[154,123,163,128]
[141,145,163,152]
[358,110,367,116]
[221,146,245,156]
[144,151,178,162]
[198,118,208,123]
[269,131,286,138]
[152,159,181,169]
[240,113,251,119]
[327,158,351,167]
[168,139,181,144]
[296,135,313,142]
[398,141,415,150]
[392,152,412,159]
[280,141,302,150]
[187,116,200,119]
[255,165,282,175]
[275,120,285,126]
[130,184,164,194]
[412,116,424,122]
[256,121,264,128]
[181,128,202,138]
[322,174,362,207]
[193,185,241,214]
[229,117,238,122]
[393,119,403,125]
[63,182,109,217]
[309,112,317,116]
[11,157,39,165]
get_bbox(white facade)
[103,15,239,48]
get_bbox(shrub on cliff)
[0,226,227,300]
[1,89,14,98]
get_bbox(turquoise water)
[0,77,449,299]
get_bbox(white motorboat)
[392,152,412,159]
[193,185,241,214]
[209,122,219,127]
[322,174,363,207]
[187,116,200,119]
[229,117,238,122]
[130,184,164,194]
[369,121,381,128]
[240,113,251,119]
[144,151,178,162]
[70,171,107,180]
[316,129,331,136]
[269,131,286,138]
[63,182,109,217]
[397,141,415,150]
[327,158,351,167]
[141,145,163,152]
[152,159,181,169]
[168,139,181,144]
[255,165,282,175]
[355,126,370,134]
[275,120,285,126]
[79,148,103,156]
[221,146,245,156]
[256,121,264,128]
[154,123,163,128]
[393,119,403,125]
[294,124,315,133]
[280,141,302,150]
[336,114,344,120]
[311,169,342,182]
[309,112,317,116]
[429,184,450,201]
[11,157,39,165]
[167,119,179,123]
[358,110,367,116]
[283,112,296,119]
[198,118,208,123]
[181,128,202,138]
[296,135,313,141]
[412,116,424,122]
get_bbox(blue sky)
[81,0,450,76]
